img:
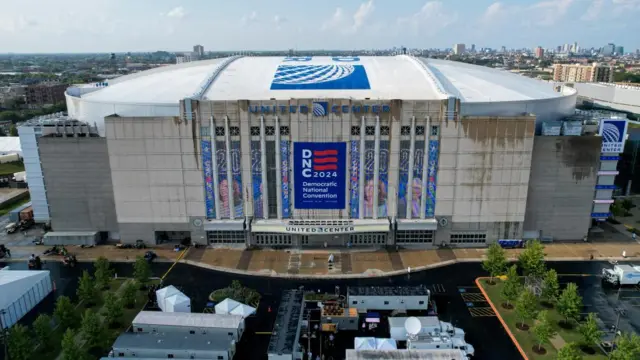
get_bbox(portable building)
[9,202,31,223]
[388,317,464,341]
[111,332,236,360]
[132,311,245,341]
[347,286,430,311]
[215,298,242,315]
[0,268,52,328]
[156,285,191,313]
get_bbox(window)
[168,355,174,359]
[200,126,210,137]
[218,357,224,360]
[401,126,411,136]
[419,301,424,305]
[365,126,375,136]
[265,126,275,136]
[450,233,487,244]
[207,231,245,244]
[415,126,425,135]
[215,127,225,136]
[190,330,195,334]
[230,126,240,136]
[351,126,361,136]
[136,327,142,332]
[228,332,233,336]
[384,301,389,305]
[253,233,293,246]
[119,353,125,357]
[352,301,357,305]
[430,125,439,136]
[380,126,390,136]
[280,126,290,136]
[396,230,434,244]
[251,126,260,136]
[350,319,355,323]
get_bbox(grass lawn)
[479,278,607,360]
[0,161,24,175]
[0,194,30,216]
[32,278,159,359]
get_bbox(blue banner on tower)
[201,140,215,219]
[281,140,291,218]
[349,140,360,218]
[293,142,346,209]
[251,141,263,219]
[426,140,439,218]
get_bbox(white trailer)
[602,264,640,286]
[407,335,475,357]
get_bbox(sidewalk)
[4,242,640,279]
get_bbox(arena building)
[22,55,617,247]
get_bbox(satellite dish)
[404,317,422,337]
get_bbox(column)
[275,116,283,219]
[224,116,234,220]
[420,116,431,220]
[210,117,221,220]
[358,116,366,219]
[238,101,253,223]
[260,116,269,219]
[406,116,416,219]
[373,116,381,219]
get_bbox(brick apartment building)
[26,83,67,108]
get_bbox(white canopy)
[215,298,242,315]
[156,285,191,313]
[229,303,256,318]
[375,338,398,350]
[354,337,377,350]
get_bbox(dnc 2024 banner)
[293,142,346,210]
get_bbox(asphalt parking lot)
[0,213,44,247]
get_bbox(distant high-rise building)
[563,44,570,53]
[453,43,466,55]
[176,53,192,64]
[615,46,624,56]
[553,63,613,82]
[535,47,544,59]
[470,44,476,52]
[556,46,562,53]
[500,46,507,53]
[571,42,578,53]
[602,43,615,56]
[193,45,204,58]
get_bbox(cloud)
[352,0,375,32]
[164,6,186,19]
[612,0,640,15]
[321,7,345,31]
[481,2,505,24]
[241,11,258,25]
[0,16,37,33]
[581,0,604,21]
[274,15,287,25]
[397,1,458,35]
[529,0,574,26]
[479,0,573,28]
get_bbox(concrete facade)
[435,116,535,245]
[524,136,601,241]
[38,137,118,234]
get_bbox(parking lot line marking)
[469,307,496,317]
[558,273,599,277]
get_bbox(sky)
[0,0,639,53]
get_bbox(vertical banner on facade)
[231,141,243,218]
[280,140,291,218]
[349,140,360,218]
[398,141,424,219]
[215,141,229,218]
[426,140,439,218]
[363,141,389,217]
[201,140,215,219]
[293,142,346,209]
[251,141,263,219]
[599,119,628,153]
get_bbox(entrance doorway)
[155,231,190,245]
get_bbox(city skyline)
[0,0,639,53]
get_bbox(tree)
[134,256,151,287]
[54,295,79,329]
[121,280,138,309]
[94,256,114,290]
[7,324,32,360]
[80,309,103,350]
[515,288,538,329]
[518,240,546,279]
[8,125,18,136]
[610,332,640,360]
[103,292,123,327]
[32,314,53,349]
[61,329,86,360]
[578,313,603,349]
[482,243,507,284]
[557,283,583,325]
[77,270,98,306]
[541,269,560,304]
[557,343,583,360]
[532,311,556,351]
[501,265,522,308]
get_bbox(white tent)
[0,269,52,328]
[215,298,242,315]
[354,337,377,350]
[375,338,398,350]
[229,303,257,318]
[156,285,191,313]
